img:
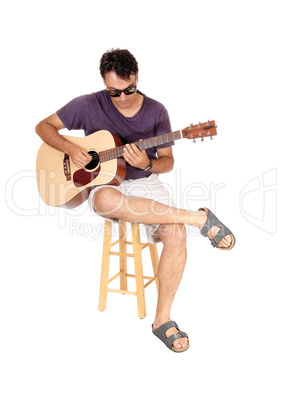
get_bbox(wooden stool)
[98,220,159,318]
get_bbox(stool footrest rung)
[144,276,157,288]
[125,273,154,280]
[111,239,133,247]
[110,240,149,250]
[106,288,137,296]
[108,272,157,288]
[109,251,134,257]
[108,272,121,284]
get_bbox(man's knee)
[172,225,187,248]
[93,187,123,216]
[159,224,187,249]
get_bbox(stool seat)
[98,220,159,318]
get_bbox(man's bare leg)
[93,187,231,248]
[152,223,188,349]
[93,187,232,350]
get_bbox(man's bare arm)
[123,142,174,173]
[152,146,174,174]
[35,113,91,168]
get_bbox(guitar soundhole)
[85,151,99,170]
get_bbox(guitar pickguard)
[73,166,101,187]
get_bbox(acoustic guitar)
[36,121,217,208]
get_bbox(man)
[36,49,235,353]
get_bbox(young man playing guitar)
[36,49,235,353]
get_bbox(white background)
[1,0,281,401]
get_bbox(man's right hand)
[68,145,92,169]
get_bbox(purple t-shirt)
[56,90,173,180]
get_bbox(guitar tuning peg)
[193,139,196,143]
[201,138,204,142]
[210,136,213,140]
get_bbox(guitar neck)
[99,130,182,162]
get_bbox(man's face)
[104,71,138,110]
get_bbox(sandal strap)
[166,331,189,349]
[152,321,189,350]
[211,227,232,247]
[153,321,178,338]
[199,208,218,237]
[199,208,234,248]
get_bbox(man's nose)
[120,92,127,101]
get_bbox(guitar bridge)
[63,154,71,181]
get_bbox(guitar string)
[97,130,182,163]
[91,127,215,163]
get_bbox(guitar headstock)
[181,120,217,142]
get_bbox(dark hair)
[99,48,139,80]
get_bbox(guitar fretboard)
[99,130,182,162]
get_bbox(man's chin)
[116,101,131,108]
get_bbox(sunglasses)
[107,85,137,97]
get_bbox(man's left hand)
[123,142,149,170]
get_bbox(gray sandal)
[199,207,236,250]
[152,321,190,353]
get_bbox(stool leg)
[119,220,128,292]
[98,220,113,312]
[149,243,159,293]
[131,223,146,319]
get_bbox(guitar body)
[36,130,126,208]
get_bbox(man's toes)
[174,337,188,349]
[219,235,231,248]
[165,327,188,349]
[208,227,233,248]
[173,341,182,349]
[181,337,189,348]
[219,239,229,247]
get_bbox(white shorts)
[88,174,174,243]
